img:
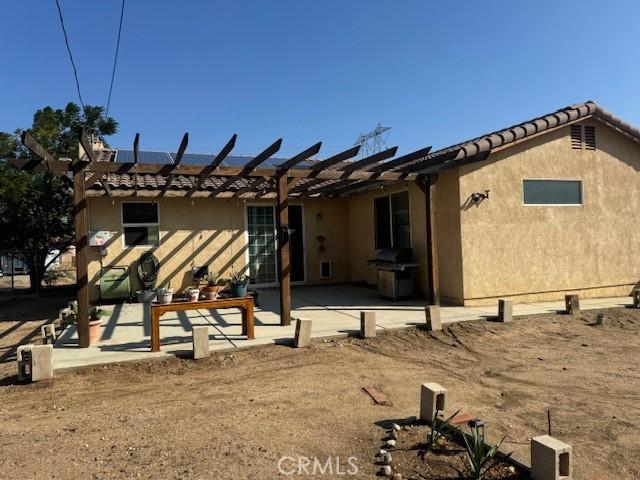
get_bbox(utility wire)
[54,0,86,110]
[105,0,126,118]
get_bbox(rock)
[378,448,388,457]
[393,474,402,480]
[381,452,392,465]
[389,429,398,440]
[381,465,392,477]
[391,423,401,431]
[508,466,516,473]
[385,439,396,448]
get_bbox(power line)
[105,0,126,118]
[54,0,86,110]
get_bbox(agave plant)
[426,409,460,450]
[461,421,507,480]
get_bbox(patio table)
[149,296,255,352]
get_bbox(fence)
[0,249,76,295]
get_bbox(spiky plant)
[426,409,460,450]
[461,423,507,479]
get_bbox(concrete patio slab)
[52,285,633,371]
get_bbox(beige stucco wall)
[86,196,350,301]
[458,119,640,305]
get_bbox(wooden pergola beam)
[233,176,269,197]
[400,148,461,173]
[377,146,432,172]
[21,131,54,170]
[187,134,237,196]
[340,146,398,172]
[416,174,439,305]
[160,132,189,196]
[133,133,140,164]
[208,138,282,197]
[276,142,322,171]
[308,145,360,171]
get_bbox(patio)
[52,285,633,371]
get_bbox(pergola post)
[72,158,90,347]
[276,174,291,326]
[424,174,440,305]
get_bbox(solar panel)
[114,150,310,169]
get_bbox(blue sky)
[1,1,639,158]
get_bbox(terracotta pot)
[202,285,221,300]
[89,319,101,345]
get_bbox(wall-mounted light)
[470,190,490,203]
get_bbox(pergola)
[9,130,489,348]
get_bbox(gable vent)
[570,125,583,149]
[584,126,596,150]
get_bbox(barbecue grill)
[367,248,420,300]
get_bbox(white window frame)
[522,179,584,207]
[121,201,161,248]
[374,190,412,249]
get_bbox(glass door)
[246,205,277,284]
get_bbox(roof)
[422,100,640,166]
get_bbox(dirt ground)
[1,295,639,480]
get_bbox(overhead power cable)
[105,0,126,118]
[54,0,86,110]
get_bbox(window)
[122,202,159,247]
[523,180,582,205]
[374,191,411,249]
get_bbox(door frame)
[243,202,307,288]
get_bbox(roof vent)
[570,125,582,150]
[584,126,596,150]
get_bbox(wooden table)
[149,296,255,352]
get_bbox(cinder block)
[564,294,580,318]
[360,311,376,338]
[294,318,312,348]
[633,289,640,308]
[192,326,209,360]
[498,299,513,322]
[531,435,572,480]
[17,344,54,382]
[41,324,56,344]
[419,383,446,422]
[425,306,442,331]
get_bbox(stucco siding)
[86,197,350,301]
[458,119,640,305]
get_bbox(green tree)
[0,102,118,290]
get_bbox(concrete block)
[41,324,56,344]
[192,326,209,359]
[564,294,580,318]
[633,289,640,308]
[360,311,376,338]
[17,344,54,382]
[294,318,312,348]
[498,299,513,322]
[419,382,446,422]
[531,435,572,480]
[425,306,442,331]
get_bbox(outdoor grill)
[367,248,420,300]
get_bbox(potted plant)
[202,273,225,300]
[185,285,200,302]
[229,271,249,297]
[89,306,104,345]
[156,282,173,304]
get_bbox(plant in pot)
[202,273,225,300]
[229,271,249,297]
[88,306,105,345]
[156,282,174,304]
[184,285,200,302]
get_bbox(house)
[17,100,640,310]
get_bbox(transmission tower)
[354,123,391,157]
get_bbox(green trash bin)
[100,267,131,301]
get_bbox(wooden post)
[425,174,440,305]
[276,174,291,326]
[72,159,90,347]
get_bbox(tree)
[0,103,118,290]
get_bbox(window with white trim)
[374,191,411,249]
[122,202,160,247]
[523,180,582,205]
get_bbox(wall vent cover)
[570,125,583,150]
[584,126,596,150]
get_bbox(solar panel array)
[114,150,317,169]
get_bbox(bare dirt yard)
[1,295,639,479]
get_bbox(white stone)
[381,452,392,465]
[385,439,396,447]
[381,465,392,477]
[391,423,401,431]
